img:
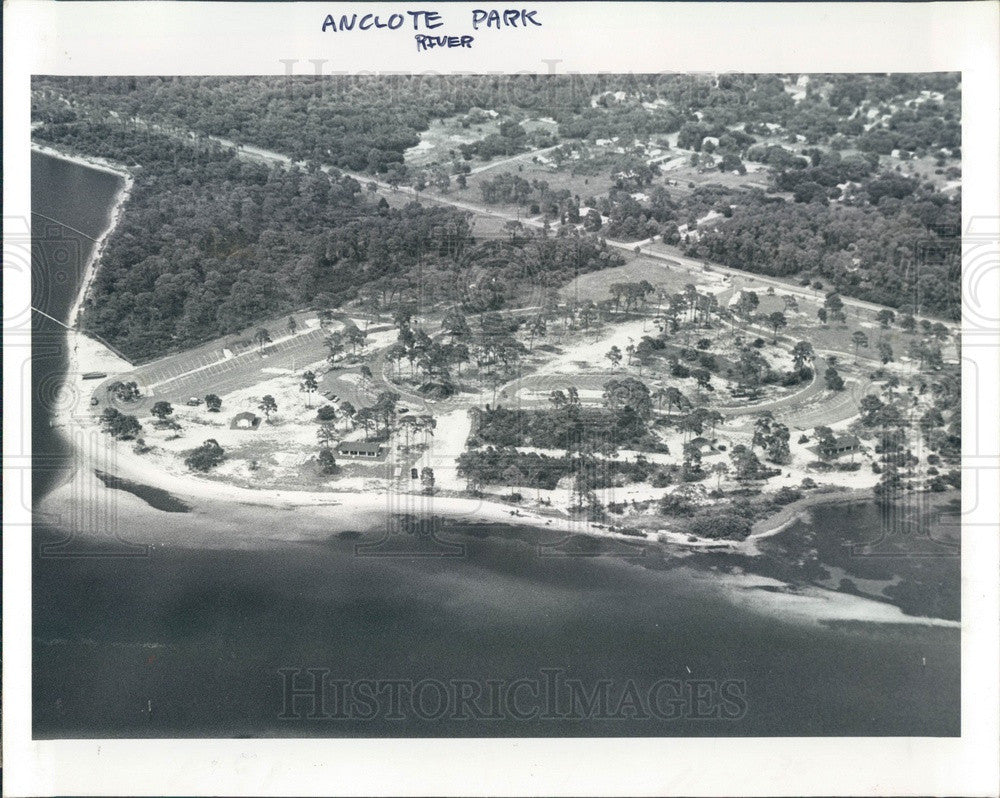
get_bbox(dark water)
[31,150,125,501]
[31,152,960,739]
[33,518,959,738]
[94,471,192,513]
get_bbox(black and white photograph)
[4,2,999,795]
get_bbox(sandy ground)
[699,568,960,628]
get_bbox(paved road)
[96,328,328,414]
[125,115,955,331]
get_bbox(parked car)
[186,397,202,406]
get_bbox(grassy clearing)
[559,251,730,304]
[404,116,502,169]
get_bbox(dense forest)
[32,72,962,357]
[33,73,960,171]
[685,195,961,314]
[34,119,617,360]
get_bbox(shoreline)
[32,142,135,331]
[749,487,876,538]
[31,141,131,180]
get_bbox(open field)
[403,115,503,169]
[560,251,732,304]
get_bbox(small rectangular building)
[230,411,261,430]
[830,434,861,457]
[337,441,385,459]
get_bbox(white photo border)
[4,1,998,795]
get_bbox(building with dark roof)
[336,440,385,459]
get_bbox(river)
[31,150,960,738]
[31,149,125,500]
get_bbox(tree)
[420,466,436,494]
[343,321,367,354]
[287,315,298,336]
[900,313,917,333]
[317,424,337,448]
[682,440,703,477]
[735,290,759,320]
[851,330,869,359]
[374,390,400,433]
[317,448,338,475]
[767,311,787,341]
[605,345,623,369]
[205,393,222,412]
[325,332,346,364]
[931,322,950,341]
[259,394,278,420]
[766,421,791,464]
[338,401,356,431]
[355,406,376,439]
[824,367,845,391]
[602,377,653,419]
[300,370,318,408]
[877,340,894,364]
[254,327,272,353]
[443,307,471,342]
[108,380,140,403]
[583,208,602,232]
[791,340,815,373]
[151,401,174,421]
[693,368,713,391]
[662,386,689,418]
[317,309,335,330]
[528,315,547,351]
[712,461,730,489]
[729,445,762,481]
[814,426,838,460]
[876,309,895,329]
[751,414,774,452]
[185,439,225,472]
[99,407,143,440]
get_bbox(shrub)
[773,486,803,505]
[185,439,225,472]
[317,448,338,475]
[688,513,751,540]
[650,470,673,488]
[659,493,695,517]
